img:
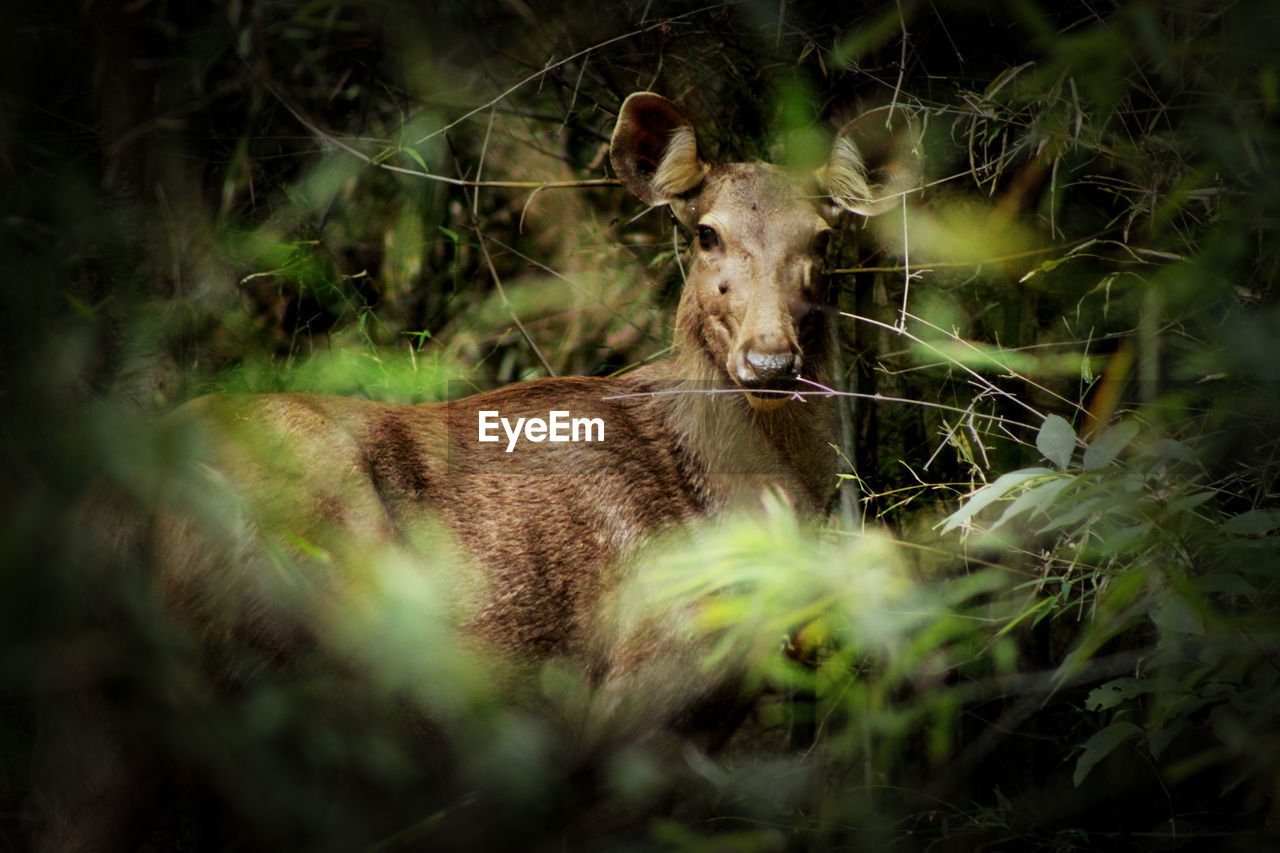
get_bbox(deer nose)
[737,349,801,388]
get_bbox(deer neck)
[626,340,837,516]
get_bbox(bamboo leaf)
[1143,438,1193,463]
[983,61,1036,101]
[993,596,1055,640]
[940,468,1055,534]
[1086,678,1153,711]
[402,147,431,173]
[1036,415,1076,470]
[1083,422,1139,470]
[1224,508,1280,536]
[991,476,1071,532]
[1073,722,1143,787]
[1166,491,1213,514]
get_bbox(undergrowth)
[2,0,1278,850]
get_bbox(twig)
[841,310,1047,424]
[409,8,721,147]
[269,85,618,191]
[897,193,911,331]
[902,310,1087,416]
[603,380,1037,434]
[473,106,498,216]
[472,227,556,378]
[889,0,908,119]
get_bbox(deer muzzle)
[734,347,801,412]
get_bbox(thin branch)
[889,0,909,119]
[602,379,1037,434]
[897,193,912,331]
[902,310,1088,417]
[409,9,722,147]
[472,227,556,378]
[270,85,619,191]
[473,106,498,216]
[841,310,1048,424]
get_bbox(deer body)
[37,92,918,852]
[161,360,837,667]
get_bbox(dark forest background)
[2,0,1279,850]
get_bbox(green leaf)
[1223,508,1280,536]
[1142,438,1192,463]
[1073,722,1143,787]
[1231,540,1280,575]
[1151,596,1205,637]
[1100,521,1151,554]
[1146,717,1189,760]
[402,146,431,173]
[991,476,1072,532]
[1038,495,1104,533]
[1037,415,1076,470]
[940,468,1055,534]
[1083,422,1139,470]
[993,596,1055,640]
[1193,573,1257,597]
[1086,678,1153,711]
[1018,255,1068,283]
[983,61,1036,101]
[1166,491,1214,514]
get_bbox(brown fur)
[35,92,920,852]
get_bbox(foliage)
[945,416,1280,814]
[2,0,1279,850]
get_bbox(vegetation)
[2,0,1278,849]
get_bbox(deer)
[34,92,920,852]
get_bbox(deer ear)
[611,92,710,207]
[820,106,922,217]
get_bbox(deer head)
[611,92,921,411]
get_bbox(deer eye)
[697,224,721,252]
